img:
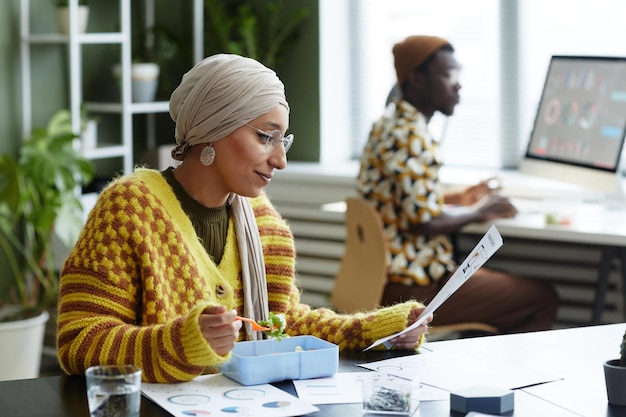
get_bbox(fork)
[236,316,270,331]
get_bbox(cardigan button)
[216,285,226,298]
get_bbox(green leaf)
[0,108,94,317]
[258,312,288,341]
[203,0,309,69]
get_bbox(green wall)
[1,0,24,157]
[275,0,320,162]
[0,0,20,299]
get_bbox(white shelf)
[24,32,125,44]
[85,101,170,114]
[21,0,204,178]
[81,144,130,160]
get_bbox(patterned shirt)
[357,100,456,286]
[58,168,422,382]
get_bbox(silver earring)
[200,144,215,166]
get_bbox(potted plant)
[603,330,626,406]
[0,109,94,380]
[55,0,90,35]
[113,25,180,102]
[204,0,309,69]
[76,105,99,150]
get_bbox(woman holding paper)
[56,54,431,383]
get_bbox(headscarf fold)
[169,54,289,340]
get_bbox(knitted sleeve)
[252,194,426,351]
[57,172,231,382]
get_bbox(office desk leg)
[591,246,626,324]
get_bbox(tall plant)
[0,109,94,321]
[204,0,309,69]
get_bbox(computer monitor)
[519,55,626,196]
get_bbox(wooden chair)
[331,197,389,313]
[331,197,497,339]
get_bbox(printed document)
[365,224,503,351]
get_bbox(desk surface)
[426,323,626,417]
[2,324,625,417]
[445,166,626,246]
[322,195,626,247]
[461,197,626,246]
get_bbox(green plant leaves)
[0,109,94,318]
[204,0,309,69]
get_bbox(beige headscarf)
[169,54,289,340]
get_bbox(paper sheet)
[292,372,370,404]
[292,372,449,405]
[142,374,318,417]
[360,351,562,392]
[365,224,504,351]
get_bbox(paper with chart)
[365,224,503,351]
[142,374,318,417]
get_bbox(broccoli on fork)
[258,312,287,341]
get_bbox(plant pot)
[604,359,626,406]
[112,63,160,102]
[0,310,49,381]
[55,6,90,35]
[81,119,98,149]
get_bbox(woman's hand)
[198,305,242,356]
[388,306,433,350]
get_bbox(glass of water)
[85,364,142,417]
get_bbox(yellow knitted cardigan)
[57,168,422,383]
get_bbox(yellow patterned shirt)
[357,100,456,286]
[57,168,422,382]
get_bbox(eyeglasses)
[245,124,294,153]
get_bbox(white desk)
[424,323,626,417]
[459,197,626,325]
[4,325,624,417]
[462,197,626,246]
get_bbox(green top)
[162,167,229,263]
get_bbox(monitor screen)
[520,55,626,193]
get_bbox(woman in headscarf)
[57,54,431,383]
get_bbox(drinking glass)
[85,364,142,417]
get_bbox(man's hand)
[477,195,518,222]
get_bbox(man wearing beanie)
[357,35,559,335]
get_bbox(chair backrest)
[331,197,389,313]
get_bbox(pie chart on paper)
[221,406,251,413]
[263,401,291,408]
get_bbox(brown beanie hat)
[393,35,451,85]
